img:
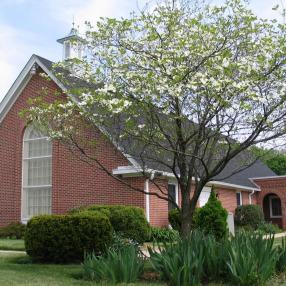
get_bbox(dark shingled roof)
[35,55,277,189]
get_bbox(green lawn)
[0,239,25,251]
[0,252,285,285]
[0,252,163,286]
[0,238,286,285]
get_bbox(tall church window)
[22,126,52,221]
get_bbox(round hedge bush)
[193,191,228,239]
[25,212,112,263]
[71,205,150,243]
[234,205,264,230]
[168,208,181,232]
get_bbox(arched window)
[22,126,52,221]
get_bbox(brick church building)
[0,28,285,229]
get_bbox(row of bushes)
[169,194,281,237]
[25,205,151,262]
[82,231,286,286]
[234,204,282,233]
[69,204,150,243]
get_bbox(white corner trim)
[145,179,150,222]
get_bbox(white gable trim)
[0,55,140,169]
[0,55,68,124]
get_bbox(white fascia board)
[250,175,286,180]
[113,166,260,192]
[0,54,140,169]
[112,166,175,178]
[207,180,260,192]
[0,55,72,124]
[0,56,35,123]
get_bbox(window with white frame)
[269,195,282,218]
[22,126,52,221]
[236,192,242,207]
[168,183,178,212]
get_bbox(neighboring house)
[0,28,285,229]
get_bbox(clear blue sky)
[0,0,283,100]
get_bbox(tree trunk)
[180,187,193,237]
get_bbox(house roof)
[0,54,277,191]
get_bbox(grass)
[0,252,285,285]
[0,239,25,251]
[0,252,163,286]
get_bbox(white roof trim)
[0,55,68,124]
[0,54,139,168]
[113,166,260,192]
[207,180,260,192]
[112,166,174,177]
[250,175,285,180]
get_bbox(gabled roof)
[0,54,277,191]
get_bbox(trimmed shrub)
[70,205,150,243]
[148,226,179,242]
[25,213,112,263]
[82,245,144,283]
[168,208,181,231]
[0,222,26,239]
[234,205,264,230]
[193,191,228,239]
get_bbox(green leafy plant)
[25,212,113,262]
[149,226,179,243]
[82,245,144,283]
[227,232,277,286]
[168,208,182,232]
[276,237,286,273]
[109,232,139,252]
[234,205,265,230]
[202,235,230,282]
[0,222,26,239]
[193,191,228,239]
[257,222,281,234]
[70,205,150,243]
[149,230,205,286]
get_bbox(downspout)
[249,189,255,204]
[145,179,150,223]
[145,171,155,223]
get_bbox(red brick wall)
[0,67,269,229]
[148,180,169,227]
[254,178,286,229]
[214,187,252,214]
[0,71,145,226]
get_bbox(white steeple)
[57,22,84,60]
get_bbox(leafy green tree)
[23,0,286,236]
[253,147,286,175]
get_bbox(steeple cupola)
[57,23,84,60]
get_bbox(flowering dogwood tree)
[24,0,286,235]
